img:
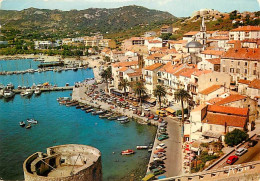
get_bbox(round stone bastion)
[23,144,102,181]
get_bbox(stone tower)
[200,16,207,49]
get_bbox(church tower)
[200,16,207,49]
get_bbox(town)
[0,6,260,181]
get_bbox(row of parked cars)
[226,135,259,165]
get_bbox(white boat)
[136,146,148,150]
[6,83,14,90]
[19,121,26,127]
[27,118,38,124]
[0,90,3,98]
[3,90,15,99]
[34,88,41,95]
[21,89,34,97]
[117,116,128,121]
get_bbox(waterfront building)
[23,144,102,181]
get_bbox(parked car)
[156,110,166,117]
[154,115,159,120]
[235,148,247,156]
[226,155,238,164]
[158,135,169,141]
[248,140,258,147]
[144,107,150,111]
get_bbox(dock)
[13,86,74,94]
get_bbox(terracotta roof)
[207,105,248,116]
[241,39,260,44]
[216,31,229,36]
[180,68,198,78]
[146,53,165,60]
[112,61,138,68]
[148,40,162,43]
[193,70,212,77]
[191,104,207,112]
[238,79,251,85]
[222,48,260,61]
[231,26,260,32]
[118,67,129,72]
[208,36,229,40]
[199,85,222,95]
[131,37,145,41]
[207,97,224,105]
[202,112,247,128]
[205,58,221,65]
[248,79,260,89]
[214,94,246,106]
[145,63,163,71]
[168,40,188,44]
[227,40,241,44]
[184,31,199,36]
[127,71,142,77]
[173,68,191,77]
[201,50,224,56]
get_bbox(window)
[238,61,240,66]
[223,67,226,72]
[131,78,133,81]
[245,69,247,74]
[210,78,212,82]
[230,68,234,73]
[236,69,240,73]
[245,62,247,66]
[253,70,256,75]
[210,125,212,131]
[216,78,218,82]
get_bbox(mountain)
[0,5,176,39]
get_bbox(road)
[146,116,182,177]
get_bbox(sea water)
[0,59,156,180]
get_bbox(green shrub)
[224,129,249,147]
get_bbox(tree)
[119,78,129,98]
[224,129,249,147]
[101,67,112,92]
[174,89,191,123]
[153,85,166,109]
[132,81,146,110]
[104,56,110,62]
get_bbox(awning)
[202,131,222,139]
[165,107,175,114]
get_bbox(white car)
[235,148,247,156]
[144,107,150,111]
[158,143,166,148]
[156,146,165,150]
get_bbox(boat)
[6,83,14,90]
[92,110,106,115]
[99,113,111,118]
[121,149,135,155]
[136,146,148,150]
[81,105,92,110]
[23,89,34,97]
[76,105,84,109]
[19,121,26,127]
[73,68,78,71]
[107,116,118,120]
[34,88,41,95]
[86,109,94,113]
[3,90,15,99]
[120,119,129,124]
[117,116,128,121]
[27,118,38,124]
[26,124,32,129]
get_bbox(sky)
[0,0,259,17]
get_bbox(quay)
[13,86,73,94]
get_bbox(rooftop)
[231,26,260,32]
[207,105,248,116]
[201,50,224,56]
[199,85,222,95]
[183,31,199,36]
[112,61,138,68]
[222,48,260,61]
[248,79,260,89]
[205,58,221,65]
[214,94,246,106]
[238,79,252,85]
[144,63,163,71]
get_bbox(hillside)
[0,5,176,39]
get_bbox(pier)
[12,86,74,94]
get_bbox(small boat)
[3,90,15,99]
[19,121,26,127]
[117,116,128,121]
[73,68,78,71]
[107,116,118,120]
[136,146,148,150]
[6,83,14,90]
[34,88,41,95]
[27,118,38,124]
[22,89,34,97]
[121,149,135,155]
[86,109,94,113]
[120,119,129,124]
[81,106,92,110]
[26,124,32,129]
[92,110,106,115]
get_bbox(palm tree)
[119,78,129,98]
[174,89,191,123]
[101,67,112,92]
[153,85,166,109]
[132,81,146,110]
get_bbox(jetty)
[12,86,73,94]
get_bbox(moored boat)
[86,109,94,113]
[136,146,148,150]
[117,116,128,121]
[3,90,15,99]
[19,121,26,127]
[27,118,38,124]
[107,116,118,120]
[26,124,32,129]
[34,88,41,95]
[121,149,135,155]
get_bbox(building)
[161,25,173,34]
[143,63,164,96]
[197,58,221,71]
[229,26,260,41]
[23,144,102,181]
[183,31,200,42]
[198,85,225,104]
[35,41,60,49]
[220,48,260,83]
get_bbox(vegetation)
[119,78,130,98]
[153,85,166,109]
[224,129,249,147]
[101,67,112,92]
[174,89,191,123]
[132,81,146,110]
